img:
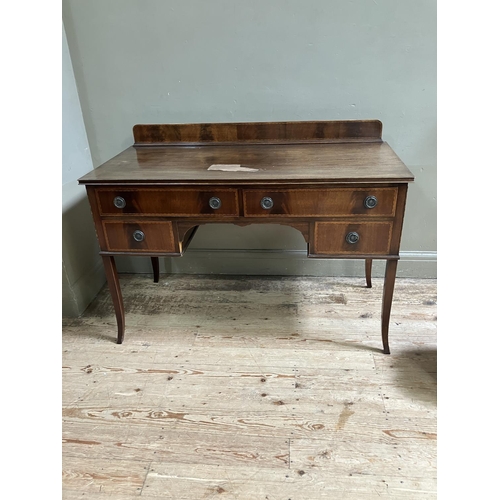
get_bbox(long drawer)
[243,188,397,217]
[96,187,239,216]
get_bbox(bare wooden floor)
[62,274,437,499]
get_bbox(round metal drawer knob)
[209,197,222,209]
[133,230,145,242]
[113,196,126,209]
[346,232,360,244]
[260,197,274,210]
[364,195,378,209]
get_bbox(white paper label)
[208,164,259,172]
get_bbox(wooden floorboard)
[62,274,437,499]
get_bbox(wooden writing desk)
[78,120,414,353]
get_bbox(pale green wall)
[63,0,436,277]
[62,23,105,316]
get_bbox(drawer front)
[102,221,176,253]
[243,188,397,217]
[313,221,393,255]
[96,188,239,216]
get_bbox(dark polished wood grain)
[242,187,397,218]
[313,221,393,256]
[101,256,125,344]
[79,120,413,353]
[101,221,176,253]
[151,257,159,283]
[78,142,413,185]
[96,187,239,217]
[389,184,409,255]
[381,259,398,354]
[365,259,373,288]
[133,120,383,145]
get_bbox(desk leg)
[365,259,373,288]
[381,259,398,354]
[151,257,160,283]
[102,255,125,344]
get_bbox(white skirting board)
[114,249,437,279]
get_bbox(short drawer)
[101,221,177,253]
[243,188,397,217]
[312,221,393,255]
[96,188,239,216]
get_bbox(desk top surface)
[78,121,414,185]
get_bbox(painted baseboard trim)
[116,250,436,279]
